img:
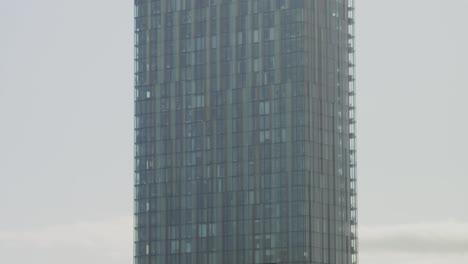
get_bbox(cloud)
[360,221,468,254]
[360,251,468,264]
[359,221,468,264]
[0,216,132,264]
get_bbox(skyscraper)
[134,1,357,264]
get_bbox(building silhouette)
[134,1,357,263]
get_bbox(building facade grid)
[134,0,357,263]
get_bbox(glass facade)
[134,1,357,264]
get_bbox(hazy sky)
[1,1,467,263]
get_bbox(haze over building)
[134,1,357,263]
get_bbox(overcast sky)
[1,1,467,263]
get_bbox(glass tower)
[134,1,357,264]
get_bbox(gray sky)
[0,1,467,263]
